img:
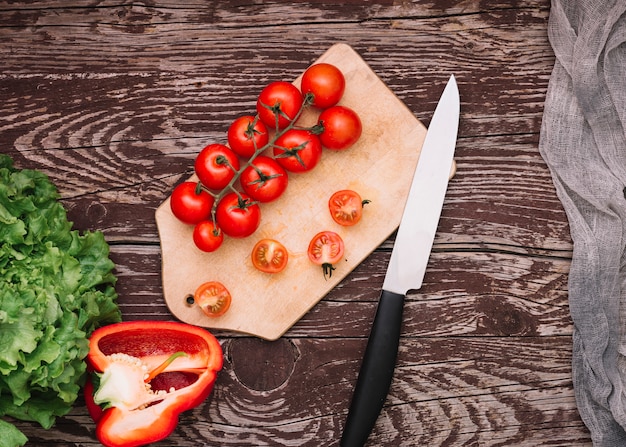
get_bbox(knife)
[340,75,460,447]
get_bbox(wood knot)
[66,199,107,228]
[475,296,537,336]
[85,200,108,222]
[227,337,299,392]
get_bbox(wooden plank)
[0,1,550,26]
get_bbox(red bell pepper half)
[85,321,223,447]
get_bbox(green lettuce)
[0,155,121,446]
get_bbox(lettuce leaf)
[0,155,121,446]
[0,419,27,447]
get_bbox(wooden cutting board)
[156,43,436,340]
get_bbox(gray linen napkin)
[538,0,626,445]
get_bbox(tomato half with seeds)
[193,220,224,253]
[240,156,288,203]
[227,115,269,158]
[195,143,240,190]
[251,239,289,274]
[328,189,369,226]
[170,181,214,225]
[300,63,345,109]
[307,231,345,279]
[194,281,231,317]
[256,81,304,130]
[215,192,261,238]
[273,129,322,173]
[318,105,362,150]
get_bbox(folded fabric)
[539,0,626,445]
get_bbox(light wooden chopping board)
[156,43,431,340]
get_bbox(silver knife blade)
[341,74,460,447]
[383,74,460,294]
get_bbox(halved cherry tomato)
[328,189,370,226]
[170,181,214,225]
[300,63,345,109]
[193,220,224,252]
[215,192,261,238]
[251,239,289,274]
[194,281,231,317]
[307,231,345,279]
[256,81,304,130]
[273,129,322,173]
[240,156,289,203]
[195,143,240,190]
[317,105,362,150]
[227,115,269,158]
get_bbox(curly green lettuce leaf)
[0,419,28,447]
[0,154,121,446]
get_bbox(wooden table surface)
[1,1,593,446]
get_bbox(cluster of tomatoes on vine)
[170,63,370,318]
[169,62,363,254]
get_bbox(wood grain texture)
[1,0,591,445]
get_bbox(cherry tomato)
[193,220,224,253]
[328,189,370,226]
[195,143,240,190]
[227,115,269,158]
[170,181,214,225]
[307,231,345,279]
[300,63,345,109]
[215,192,261,238]
[240,156,288,203]
[273,129,322,173]
[193,281,231,317]
[317,105,362,150]
[251,239,289,274]
[256,81,304,130]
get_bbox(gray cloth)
[538,0,626,445]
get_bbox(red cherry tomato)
[251,239,289,274]
[239,156,289,203]
[215,192,261,238]
[317,105,362,150]
[195,143,240,190]
[193,220,224,253]
[300,63,345,109]
[273,129,322,173]
[328,190,369,226]
[169,181,214,225]
[193,281,231,317]
[256,81,304,130]
[227,115,269,158]
[307,231,345,279]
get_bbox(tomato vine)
[170,63,362,253]
[201,91,316,227]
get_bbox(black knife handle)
[340,289,405,447]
